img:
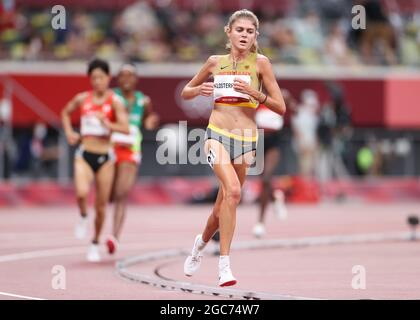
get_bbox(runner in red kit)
[61,58,129,262]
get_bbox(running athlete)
[181,9,286,286]
[61,58,129,262]
[252,89,297,238]
[106,63,159,254]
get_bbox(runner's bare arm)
[143,96,159,130]
[181,56,218,99]
[258,55,286,116]
[104,96,129,134]
[61,92,86,145]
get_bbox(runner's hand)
[95,112,111,129]
[144,113,159,130]
[233,78,252,95]
[199,82,214,97]
[66,131,80,145]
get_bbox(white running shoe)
[184,235,204,277]
[86,244,101,262]
[218,266,237,287]
[273,190,288,220]
[252,223,266,238]
[74,216,88,240]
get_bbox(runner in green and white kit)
[107,63,159,254]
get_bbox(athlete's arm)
[143,96,160,130]
[181,55,218,100]
[281,88,297,113]
[61,92,85,145]
[105,96,129,134]
[257,55,286,116]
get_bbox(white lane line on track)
[0,246,87,263]
[117,231,420,300]
[1,231,417,300]
[117,249,319,300]
[151,261,317,300]
[0,291,45,300]
[0,246,89,301]
[0,242,152,301]
[0,242,159,263]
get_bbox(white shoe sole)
[86,246,101,262]
[86,254,101,262]
[218,268,237,287]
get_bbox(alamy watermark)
[50,5,367,32]
[352,5,366,30]
[351,265,366,290]
[155,121,265,175]
[51,5,66,30]
[51,265,66,290]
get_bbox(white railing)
[0,74,70,183]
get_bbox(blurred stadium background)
[0,0,420,206]
[1,0,420,301]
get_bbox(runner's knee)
[224,184,241,207]
[95,198,108,212]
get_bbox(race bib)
[111,124,139,146]
[206,148,216,169]
[80,115,110,136]
[213,74,251,102]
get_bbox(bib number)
[213,74,251,102]
[81,115,110,137]
[206,148,216,169]
[111,124,139,146]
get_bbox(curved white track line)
[116,231,419,300]
[0,231,417,300]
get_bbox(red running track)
[0,202,420,300]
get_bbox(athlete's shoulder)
[142,95,151,106]
[257,53,271,64]
[135,90,150,105]
[75,91,89,103]
[111,91,125,105]
[256,54,273,74]
[206,55,223,66]
[134,90,145,97]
